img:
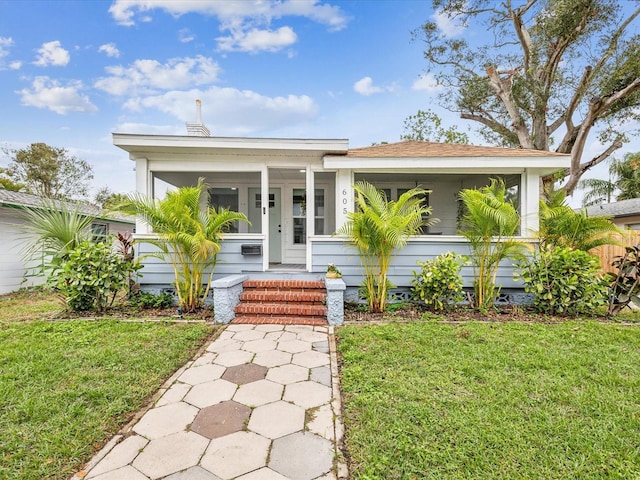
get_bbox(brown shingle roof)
[346,140,568,158]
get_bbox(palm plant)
[458,178,524,311]
[580,152,640,207]
[336,181,435,313]
[121,179,248,312]
[540,187,621,252]
[20,198,94,277]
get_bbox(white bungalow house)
[113,125,569,323]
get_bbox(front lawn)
[337,321,640,479]
[0,305,216,479]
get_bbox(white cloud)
[94,55,221,96]
[108,0,348,53]
[412,73,443,93]
[0,37,20,70]
[34,40,70,67]
[178,28,195,43]
[17,76,98,115]
[109,0,348,29]
[0,36,14,58]
[122,86,318,136]
[217,26,297,53]
[353,77,383,96]
[98,42,120,58]
[432,9,466,38]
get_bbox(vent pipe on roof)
[186,99,210,136]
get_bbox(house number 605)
[342,189,348,214]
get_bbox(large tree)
[418,0,640,194]
[1,143,93,199]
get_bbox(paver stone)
[292,350,330,369]
[88,465,149,480]
[233,379,283,407]
[156,382,191,407]
[242,339,277,353]
[248,400,305,439]
[277,339,312,353]
[236,467,289,479]
[252,350,292,368]
[212,349,254,367]
[133,402,198,439]
[201,431,270,479]
[132,431,208,479]
[269,432,333,480]
[231,329,267,341]
[310,366,331,387]
[164,466,222,479]
[178,364,226,385]
[306,403,335,441]
[87,435,148,478]
[183,379,237,408]
[284,381,332,409]
[222,363,267,384]
[266,364,309,385]
[190,400,251,439]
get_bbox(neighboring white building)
[0,189,135,294]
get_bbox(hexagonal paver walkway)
[75,324,346,480]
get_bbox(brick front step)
[233,278,329,326]
[232,315,328,326]
[240,291,326,303]
[242,279,325,290]
[235,303,327,317]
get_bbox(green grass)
[0,315,215,479]
[337,321,640,479]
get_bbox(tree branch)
[485,65,533,147]
[560,139,623,193]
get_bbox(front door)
[248,187,281,264]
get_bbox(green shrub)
[130,291,175,310]
[52,240,140,312]
[411,252,466,311]
[516,246,609,316]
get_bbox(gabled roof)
[0,189,135,224]
[346,140,569,158]
[585,198,640,218]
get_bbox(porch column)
[261,166,269,271]
[306,166,314,271]
[521,170,540,236]
[134,157,150,234]
[335,169,353,231]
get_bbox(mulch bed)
[343,302,612,324]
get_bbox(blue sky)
[0,0,637,203]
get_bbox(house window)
[209,188,239,233]
[91,222,108,241]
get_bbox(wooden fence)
[592,231,640,273]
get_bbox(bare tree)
[418,0,640,194]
